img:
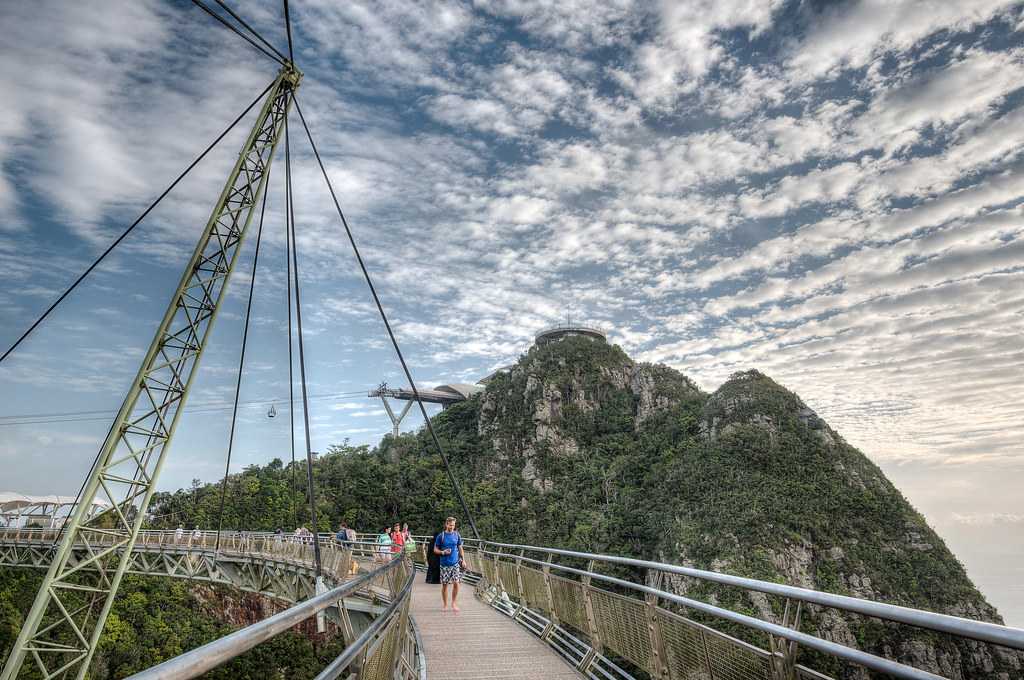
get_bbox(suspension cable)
[292,95,481,540]
[285,102,323,574]
[283,0,296,65]
[0,82,275,366]
[0,390,368,425]
[285,122,298,528]
[213,160,272,555]
[190,0,285,66]
[212,0,290,64]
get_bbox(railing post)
[514,549,526,615]
[542,562,556,620]
[700,629,716,680]
[578,559,603,672]
[493,546,505,593]
[539,560,558,641]
[770,598,801,680]
[645,570,672,679]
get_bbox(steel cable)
[292,95,482,540]
[190,0,285,66]
[212,0,290,64]
[213,159,272,555]
[283,0,295,64]
[0,390,368,424]
[285,103,323,575]
[0,82,276,365]
[285,112,299,528]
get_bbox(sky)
[0,0,1022,625]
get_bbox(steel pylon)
[1,64,301,680]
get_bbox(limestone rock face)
[477,337,703,492]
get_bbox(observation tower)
[534,322,607,346]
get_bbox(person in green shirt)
[375,526,392,563]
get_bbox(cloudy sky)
[1,1,1022,624]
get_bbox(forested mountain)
[143,336,1021,678]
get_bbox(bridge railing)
[0,528,374,586]
[124,553,419,680]
[457,540,1024,680]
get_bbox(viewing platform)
[534,324,607,346]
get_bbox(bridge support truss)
[1,65,301,680]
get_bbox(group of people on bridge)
[330,516,468,612]
[372,522,415,561]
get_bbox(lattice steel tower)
[1,63,301,680]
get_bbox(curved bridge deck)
[0,529,386,613]
[410,578,581,679]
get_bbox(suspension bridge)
[1,2,1023,679]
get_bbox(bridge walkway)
[410,577,581,679]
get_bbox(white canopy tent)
[0,492,111,528]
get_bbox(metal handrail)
[0,528,383,586]
[124,555,414,680]
[487,550,940,679]
[484,540,1024,651]
[313,566,415,680]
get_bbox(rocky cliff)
[456,336,1020,679]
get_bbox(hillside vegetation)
[0,569,343,679]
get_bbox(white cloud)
[300,0,474,90]
[951,512,1024,525]
[614,0,783,107]
[853,48,1024,153]
[477,0,640,49]
[787,0,1020,81]
[486,194,553,225]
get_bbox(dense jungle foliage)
[0,569,344,679]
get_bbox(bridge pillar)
[379,395,413,440]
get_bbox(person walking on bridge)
[434,516,466,611]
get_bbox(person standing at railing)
[390,522,405,555]
[375,526,392,563]
[175,525,184,544]
[433,516,466,612]
[190,527,201,547]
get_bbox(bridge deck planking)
[411,578,582,679]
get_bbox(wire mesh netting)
[519,565,549,613]
[590,587,654,673]
[549,573,589,633]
